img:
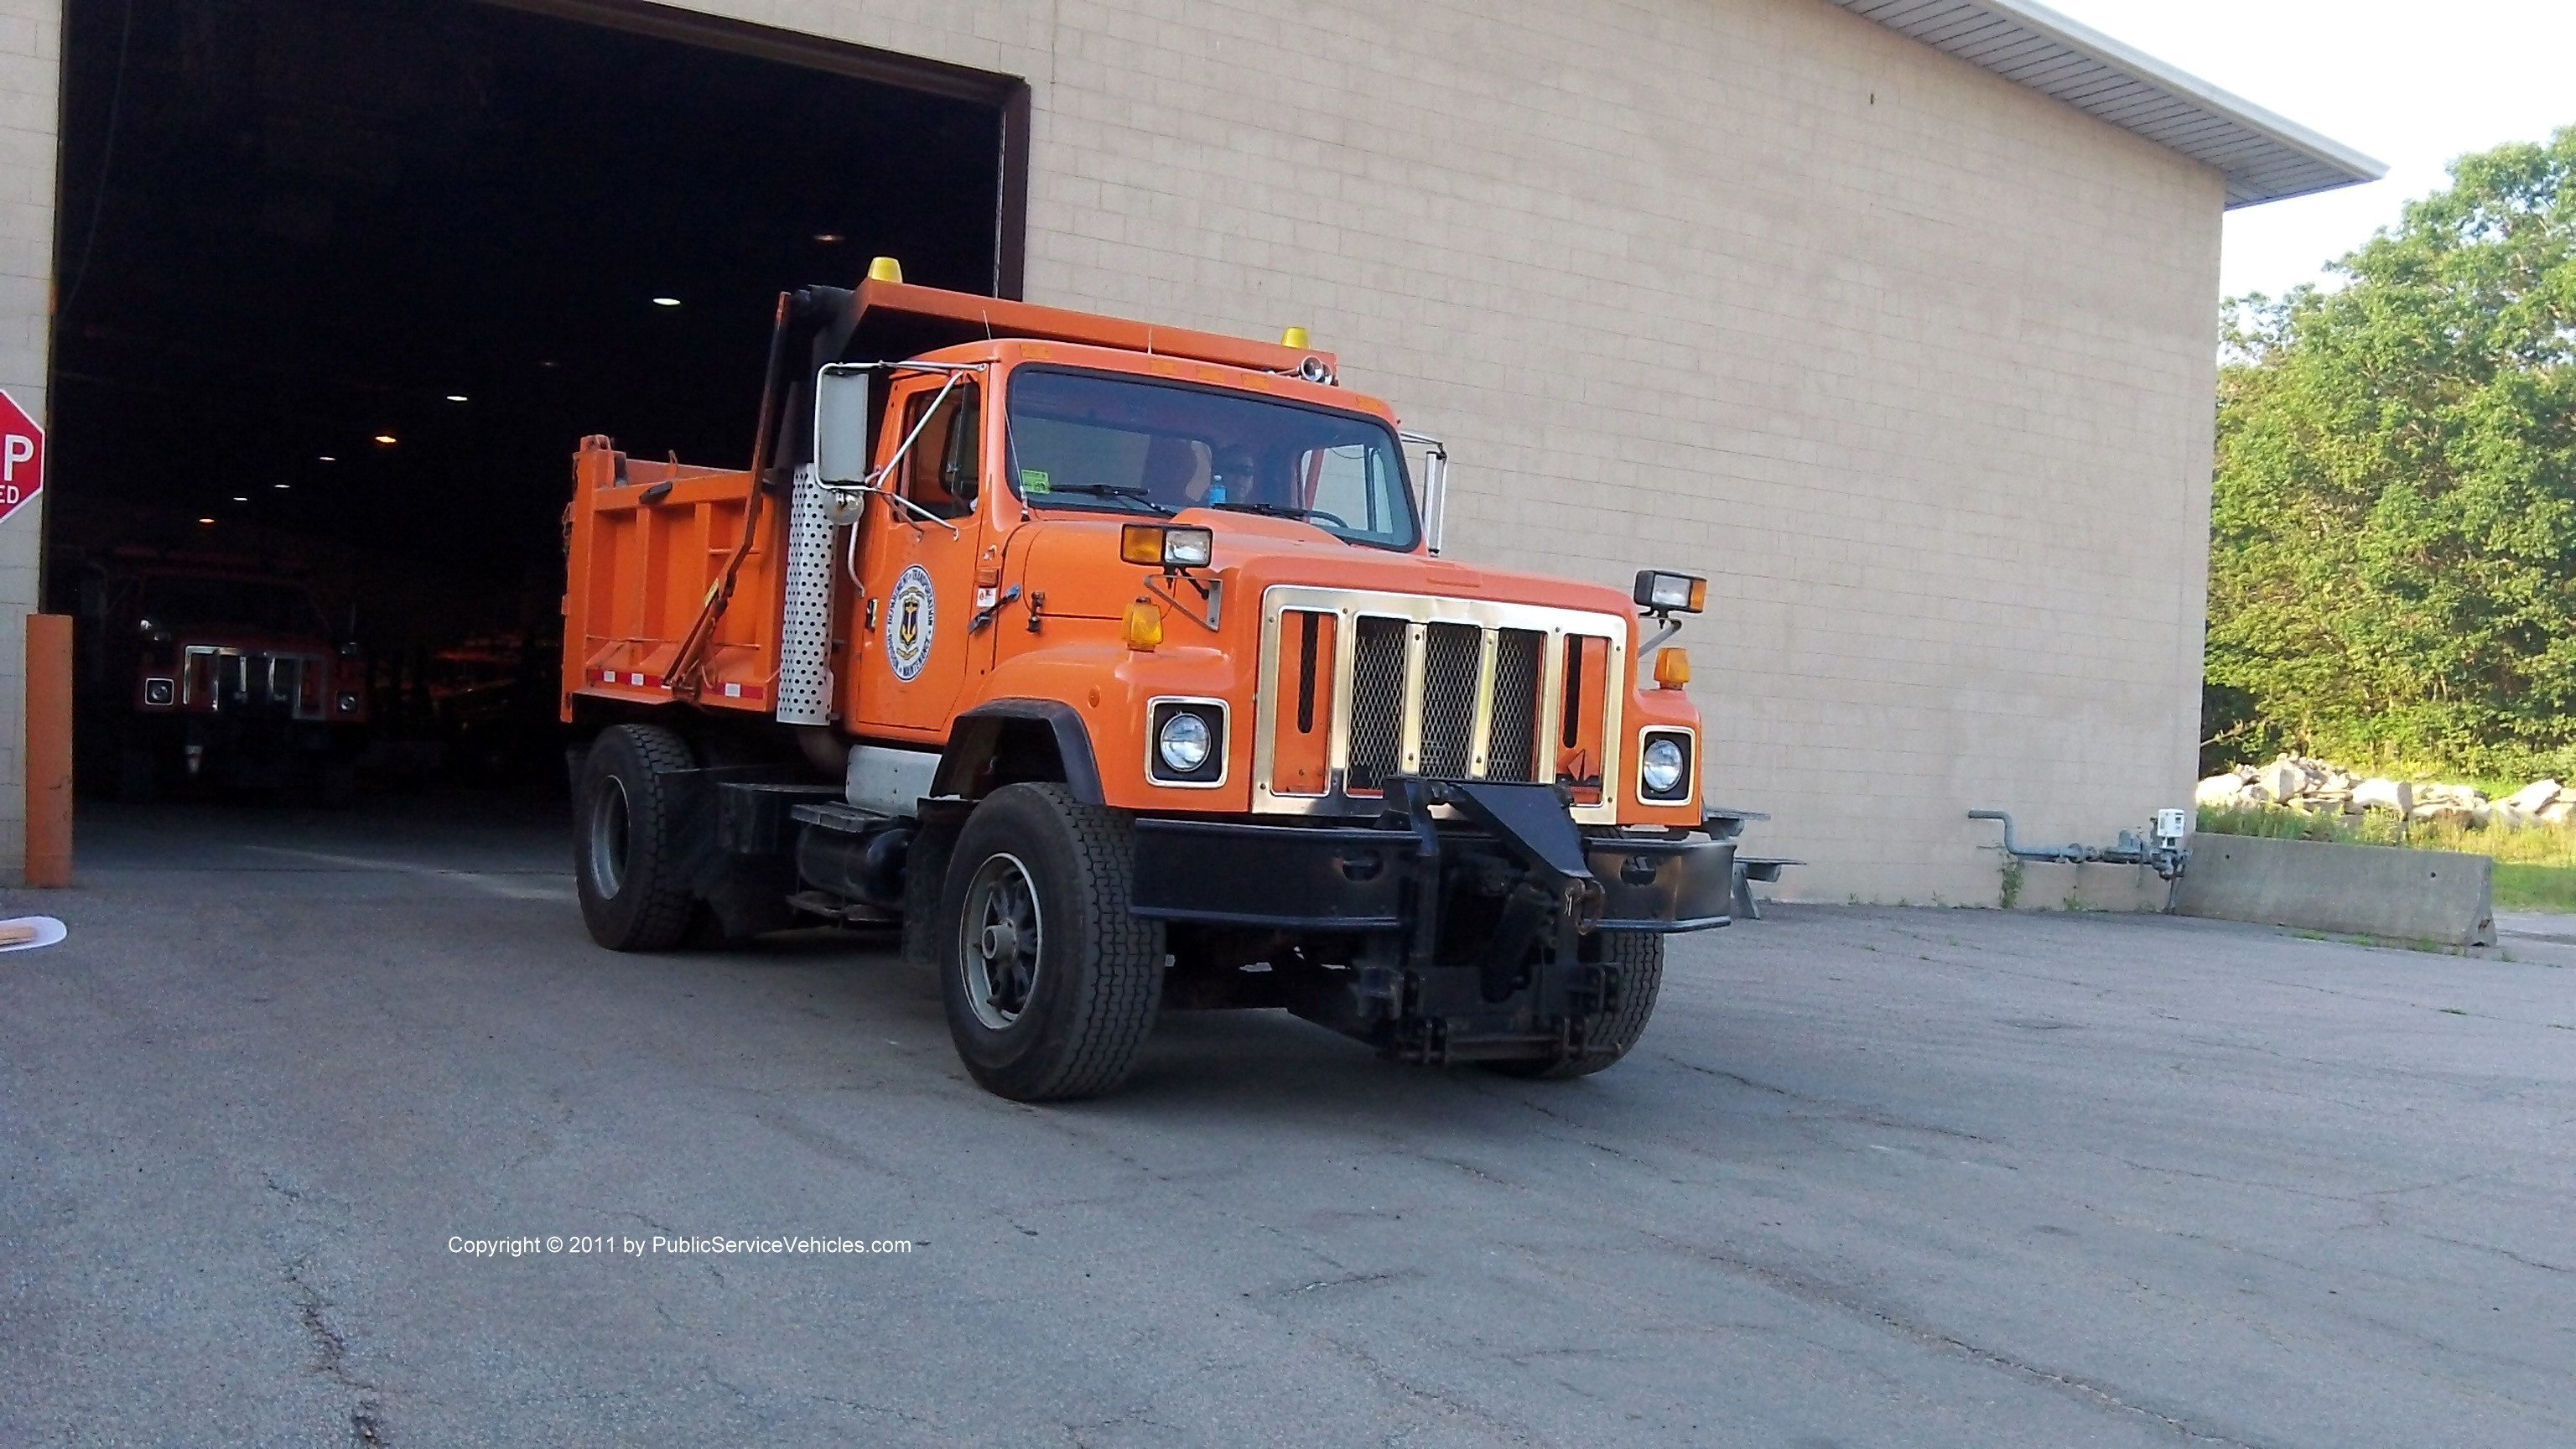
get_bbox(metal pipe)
[1969,809,2189,880]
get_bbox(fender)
[934,698,1104,803]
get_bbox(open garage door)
[48,0,1023,801]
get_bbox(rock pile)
[2194,755,2573,829]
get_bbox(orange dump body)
[560,278,1703,828]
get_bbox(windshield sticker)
[1020,470,1051,493]
[887,565,936,682]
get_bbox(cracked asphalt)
[4,795,2572,1446]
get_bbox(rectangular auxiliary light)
[1122,524,1213,569]
[1633,569,1707,613]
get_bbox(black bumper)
[1129,818,1737,933]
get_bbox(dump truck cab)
[561,268,1732,1099]
[78,551,369,802]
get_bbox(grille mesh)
[1486,628,1545,782]
[1419,623,1481,778]
[1347,617,1409,789]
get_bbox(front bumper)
[1129,816,1737,933]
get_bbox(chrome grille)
[1419,623,1481,778]
[1347,616,1408,790]
[1254,586,1628,822]
[1486,628,1544,782]
[184,646,329,719]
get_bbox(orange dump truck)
[561,264,1732,1100]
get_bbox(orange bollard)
[23,611,71,886]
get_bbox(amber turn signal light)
[1121,524,1214,569]
[1654,647,1691,688]
[1122,599,1164,652]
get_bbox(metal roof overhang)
[1828,0,2385,206]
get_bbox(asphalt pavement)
[3,795,2571,1447]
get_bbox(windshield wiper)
[1028,482,1173,515]
[1208,500,1348,527]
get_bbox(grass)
[2199,801,2576,911]
[2494,863,2576,911]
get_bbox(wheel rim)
[587,776,631,899]
[959,852,1043,1030]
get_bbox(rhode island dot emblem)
[886,564,937,682]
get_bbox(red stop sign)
[0,389,40,527]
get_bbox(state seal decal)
[886,564,937,682]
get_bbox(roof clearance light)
[1654,647,1691,689]
[1121,523,1213,569]
[1280,326,1310,348]
[867,256,904,283]
[1633,569,1707,613]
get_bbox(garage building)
[0,0,2376,901]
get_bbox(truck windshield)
[1005,366,1420,550]
[137,577,329,636]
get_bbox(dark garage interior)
[46,0,1015,798]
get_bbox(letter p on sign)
[0,388,41,525]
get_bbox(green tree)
[2207,126,2576,778]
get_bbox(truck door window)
[900,381,980,519]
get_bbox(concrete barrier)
[2175,834,2495,948]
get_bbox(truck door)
[848,373,987,738]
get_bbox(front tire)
[1485,930,1665,1080]
[939,783,1164,1101]
[574,724,698,951]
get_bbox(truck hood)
[1008,511,1637,626]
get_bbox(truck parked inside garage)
[560,263,1733,1099]
[72,547,370,803]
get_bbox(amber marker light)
[1654,648,1692,689]
[1122,600,1165,652]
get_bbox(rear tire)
[939,783,1163,1101]
[1485,930,1665,1080]
[574,724,697,951]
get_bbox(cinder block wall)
[0,0,57,877]
[742,0,2225,904]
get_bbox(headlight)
[1639,731,1692,802]
[1158,711,1212,772]
[1148,700,1226,785]
[1633,569,1707,613]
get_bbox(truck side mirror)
[814,366,871,485]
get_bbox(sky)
[2034,0,2576,301]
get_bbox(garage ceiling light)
[196,517,215,525]
[274,483,289,490]
[231,496,247,502]
[652,296,681,307]
[318,454,336,463]
[445,394,468,402]
[373,434,397,445]
[813,232,843,243]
